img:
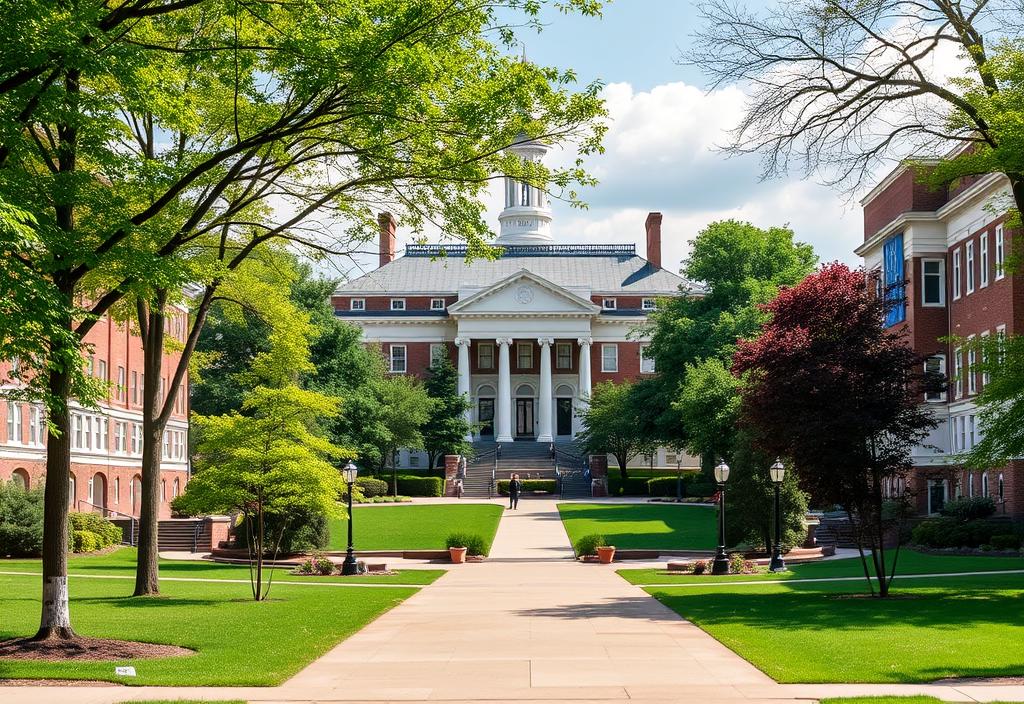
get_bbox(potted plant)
[446,532,487,563]
[596,544,616,564]
[574,534,614,563]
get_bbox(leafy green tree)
[673,358,741,467]
[577,381,656,480]
[423,357,472,470]
[343,372,434,478]
[0,482,45,558]
[963,333,1024,470]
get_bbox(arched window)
[172,477,180,498]
[476,384,496,398]
[11,468,29,490]
[114,476,120,505]
[68,473,76,508]
[555,384,574,397]
[161,479,166,502]
[131,475,142,515]
[982,472,989,497]
[998,473,1005,501]
[515,383,535,397]
[968,472,975,498]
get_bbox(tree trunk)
[35,366,75,640]
[617,453,629,481]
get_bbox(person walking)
[508,473,522,510]
[455,455,467,499]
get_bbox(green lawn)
[557,502,717,551]
[0,570,416,685]
[329,503,504,553]
[646,572,1024,683]
[618,549,1024,585]
[822,700,1018,704]
[0,547,445,585]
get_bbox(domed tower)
[496,133,553,245]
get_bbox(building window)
[959,416,966,454]
[980,330,991,386]
[982,472,989,497]
[429,343,446,367]
[601,344,618,373]
[29,406,44,446]
[924,355,945,402]
[69,474,76,508]
[882,234,905,326]
[921,259,945,306]
[642,298,657,310]
[999,473,1005,501]
[966,240,975,294]
[114,477,120,505]
[6,402,21,444]
[389,345,407,374]
[980,233,989,288]
[555,343,572,370]
[968,472,974,498]
[117,366,125,401]
[995,224,1005,280]
[517,342,533,369]
[131,370,138,405]
[602,298,617,310]
[173,478,180,498]
[640,345,656,374]
[350,298,365,311]
[430,298,445,310]
[952,248,962,299]
[114,422,125,453]
[390,298,406,311]
[967,339,977,395]
[968,415,976,449]
[409,454,421,468]
[954,347,963,398]
[478,343,494,369]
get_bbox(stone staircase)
[111,517,210,552]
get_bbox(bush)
[573,533,607,557]
[236,508,329,555]
[445,531,488,556]
[911,516,1011,548]
[355,477,388,498]
[0,482,44,557]
[388,475,444,497]
[497,479,556,495]
[989,534,1021,550]
[691,559,708,575]
[607,474,650,496]
[687,480,717,498]
[941,496,996,521]
[72,530,102,553]
[69,512,122,546]
[729,553,759,575]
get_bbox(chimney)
[378,212,397,268]
[645,212,663,269]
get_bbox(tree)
[347,373,434,477]
[962,332,1024,469]
[577,381,656,480]
[733,263,937,596]
[1,0,605,637]
[687,1,1024,216]
[422,357,473,470]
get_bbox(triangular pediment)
[448,270,600,316]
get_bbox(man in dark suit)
[508,473,522,510]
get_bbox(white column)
[455,337,472,441]
[496,338,513,443]
[537,337,554,443]
[577,337,592,406]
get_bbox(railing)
[193,519,205,553]
[77,500,138,546]
[490,450,497,500]
[404,243,637,258]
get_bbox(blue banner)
[883,234,906,327]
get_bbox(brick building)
[1,309,191,519]
[857,164,1022,517]
[333,135,702,470]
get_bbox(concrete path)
[3,499,1024,703]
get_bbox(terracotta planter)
[596,546,616,564]
[449,546,468,564]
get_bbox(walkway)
[3,499,1024,703]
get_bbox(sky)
[339,1,879,281]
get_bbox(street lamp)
[711,459,731,575]
[769,459,787,573]
[341,461,359,576]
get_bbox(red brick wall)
[863,168,948,240]
[591,341,650,385]
[590,295,647,309]
[949,220,1018,340]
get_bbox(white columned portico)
[537,337,554,443]
[455,337,472,441]
[496,338,514,443]
[577,337,592,407]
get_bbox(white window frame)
[602,298,617,310]
[516,342,533,369]
[924,355,946,402]
[389,344,407,374]
[117,366,126,401]
[982,472,989,497]
[968,415,976,449]
[429,343,446,367]
[954,347,963,398]
[131,370,138,405]
[980,233,989,288]
[601,344,618,373]
[640,344,656,374]
[114,421,126,453]
[6,402,22,445]
[921,259,945,306]
[430,298,445,311]
[390,298,406,311]
[29,406,42,446]
[350,298,365,311]
[966,240,975,294]
[968,472,975,498]
[995,224,1005,280]
[642,297,657,310]
[477,342,494,370]
[980,330,991,386]
[952,248,962,299]
[131,424,141,455]
[967,335,977,395]
[555,342,572,370]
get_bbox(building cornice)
[855,212,939,257]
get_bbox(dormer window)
[350,299,365,311]
[602,298,617,310]
[430,298,445,310]
[390,298,406,311]
[642,298,657,310]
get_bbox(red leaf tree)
[733,263,936,596]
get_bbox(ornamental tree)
[733,263,936,597]
[577,381,656,481]
[961,332,1024,471]
[423,357,473,471]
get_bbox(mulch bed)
[933,676,1024,686]
[0,636,193,661]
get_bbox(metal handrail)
[490,452,497,500]
[76,500,138,546]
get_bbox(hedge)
[497,479,557,495]
[355,477,389,498]
[388,475,444,497]
[607,472,715,498]
[68,512,122,553]
[911,517,1021,549]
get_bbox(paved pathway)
[3,499,1024,703]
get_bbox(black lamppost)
[341,461,359,576]
[711,459,731,575]
[769,459,787,573]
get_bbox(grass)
[557,502,716,551]
[328,503,504,553]
[646,572,1024,683]
[0,570,417,686]
[821,700,1019,704]
[618,549,1024,585]
[0,547,445,585]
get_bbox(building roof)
[334,244,700,296]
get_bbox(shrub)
[941,496,996,521]
[687,480,717,498]
[294,558,316,575]
[0,482,44,557]
[911,516,1010,548]
[389,475,444,497]
[355,477,389,498]
[69,512,123,546]
[72,530,102,553]
[990,534,1021,550]
[607,474,650,496]
[573,533,607,557]
[236,508,329,555]
[445,532,488,556]
[497,479,557,495]
[691,559,707,575]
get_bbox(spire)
[496,133,553,245]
